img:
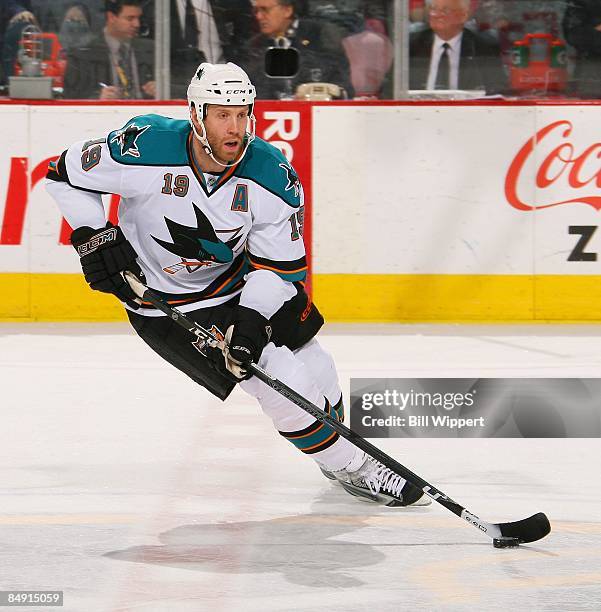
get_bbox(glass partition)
[67,0,154,100]
[1,0,156,99]
[401,0,573,100]
[1,1,596,101]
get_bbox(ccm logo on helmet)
[226,90,247,94]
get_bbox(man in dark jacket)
[64,0,154,99]
[408,0,506,93]
[240,0,353,99]
[563,0,601,98]
[169,0,255,99]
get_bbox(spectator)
[170,0,255,98]
[1,0,37,86]
[410,0,480,29]
[241,0,353,99]
[64,0,154,99]
[27,1,105,37]
[59,2,94,52]
[563,0,601,98]
[341,4,393,98]
[408,0,505,93]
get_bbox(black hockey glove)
[70,222,144,309]
[223,306,272,380]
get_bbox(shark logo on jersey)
[279,162,301,198]
[110,123,150,158]
[153,203,244,274]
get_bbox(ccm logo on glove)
[70,222,144,310]
[75,227,118,256]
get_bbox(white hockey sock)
[314,439,363,472]
[240,343,350,460]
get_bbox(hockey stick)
[124,272,551,546]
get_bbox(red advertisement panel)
[255,101,313,293]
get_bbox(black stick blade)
[499,512,551,543]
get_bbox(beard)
[209,137,244,163]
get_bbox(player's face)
[107,6,142,41]
[202,105,249,163]
[253,0,294,38]
[428,0,469,39]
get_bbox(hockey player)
[45,62,429,508]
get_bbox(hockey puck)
[493,537,520,548]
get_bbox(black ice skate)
[321,455,431,507]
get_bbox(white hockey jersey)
[46,114,307,317]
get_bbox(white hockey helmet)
[187,62,256,167]
[187,62,256,119]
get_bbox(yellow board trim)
[0,273,127,321]
[1,272,601,322]
[313,274,601,323]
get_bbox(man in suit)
[240,0,353,100]
[170,0,254,98]
[64,0,155,99]
[409,0,506,94]
[563,0,601,98]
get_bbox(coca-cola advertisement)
[506,118,601,212]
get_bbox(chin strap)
[190,113,256,169]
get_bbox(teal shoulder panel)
[236,137,302,208]
[107,114,190,166]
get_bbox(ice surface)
[0,323,600,611]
